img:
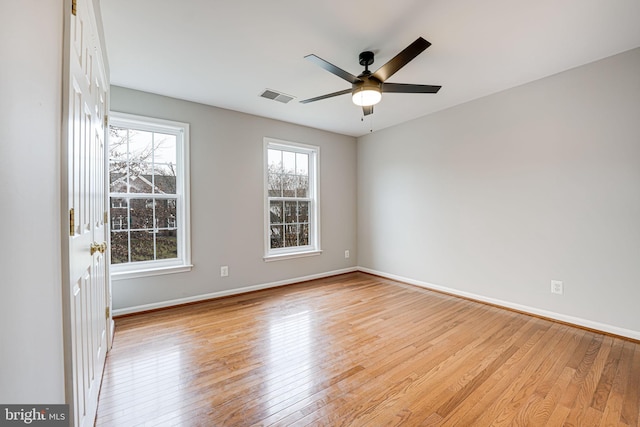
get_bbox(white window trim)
[109,111,192,279]
[263,137,321,261]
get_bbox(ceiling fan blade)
[382,83,441,93]
[363,105,373,116]
[300,88,352,104]
[372,37,431,82]
[305,54,361,84]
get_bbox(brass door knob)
[90,242,107,255]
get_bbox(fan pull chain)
[361,112,374,133]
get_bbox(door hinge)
[105,307,110,318]
[104,211,108,224]
[104,115,108,128]
[71,0,77,16]
[69,208,75,236]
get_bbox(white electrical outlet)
[345,250,350,259]
[221,266,229,277]
[551,280,563,295]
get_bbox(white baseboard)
[358,266,640,341]
[112,267,358,317]
[112,265,639,341]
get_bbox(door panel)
[66,0,109,425]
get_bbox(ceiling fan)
[300,37,441,116]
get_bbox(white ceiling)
[100,0,640,137]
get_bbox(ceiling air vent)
[260,89,294,104]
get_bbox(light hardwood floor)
[95,272,640,426]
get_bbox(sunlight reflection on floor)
[266,310,314,405]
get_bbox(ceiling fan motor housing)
[352,76,381,92]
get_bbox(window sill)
[111,264,193,281]
[263,250,322,262]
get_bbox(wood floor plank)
[526,366,576,427]
[599,341,635,427]
[94,272,640,426]
[591,338,625,412]
[621,344,640,426]
[563,336,613,427]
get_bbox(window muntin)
[265,138,320,259]
[108,112,191,277]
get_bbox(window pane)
[299,223,309,246]
[129,166,153,193]
[296,153,308,175]
[110,231,129,264]
[128,130,153,162]
[156,229,177,260]
[282,174,296,197]
[110,198,128,231]
[128,161,152,177]
[110,197,127,209]
[109,161,128,193]
[296,176,308,198]
[270,225,284,249]
[152,164,177,194]
[152,163,176,176]
[285,224,298,247]
[156,198,177,229]
[108,127,128,162]
[284,201,297,223]
[111,214,128,230]
[268,171,282,197]
[282,151,295,173]
[130,198,154,230]
[109,173,127,193]
[298,201,309,223]
[153,133,176,164]
[270,201,283,224]
[268,149,282,172]
[130,231,154,262]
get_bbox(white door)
[65,0,110,425]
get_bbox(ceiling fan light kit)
[302,37,441,117]
[352,84,382,107]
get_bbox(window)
[108,112,191,278]
[264,138,320,260]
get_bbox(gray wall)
[110,87,358,311]
[0,0,65,403]
[358,48,640,337]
